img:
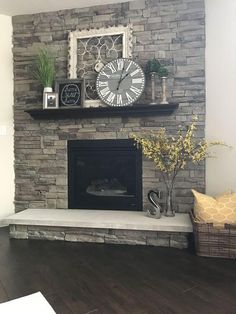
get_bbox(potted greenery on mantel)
[145,58,169,105]
[32,48,55,97]
[145,58,161,74]
[145,58,161,105]
[158,66,169,104]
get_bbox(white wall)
[0,14,14,220]
[205,0,236,195]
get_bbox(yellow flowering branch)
[131,118,226,175]
[130,117,228,215]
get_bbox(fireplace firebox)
[68,139,142,210]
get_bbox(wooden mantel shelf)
[25,103,179,119]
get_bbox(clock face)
[96,58,145,106]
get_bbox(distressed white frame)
[68,24,133,78]
[68,25,133,106]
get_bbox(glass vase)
[164,186,175,217]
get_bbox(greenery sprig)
[158,66,169,78]
[145,58,161,74]
[32,48,55,88]
[145,58,169,78]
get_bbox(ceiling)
[0,0,134,16]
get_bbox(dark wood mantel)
[25,103,179,120]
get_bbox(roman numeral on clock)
[117,94,123,105]
[132,78,143,84]
[130,86,141,95]
[126,92,134,103]
[98,81,108,87]
[100,87,110,97]
[130,68,141,77]
[125,61,132,72]
[107,63,116,73]
[100,71,110,79]
[117,59,124,71]
[107,92,115,104]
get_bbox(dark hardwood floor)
[0,227,235,314]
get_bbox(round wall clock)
[96,58,145,106]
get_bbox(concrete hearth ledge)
[3,209,193,233]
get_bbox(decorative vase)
[150,72,158,105]
[160,76,169,105]
[164,185,175,217]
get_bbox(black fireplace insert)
[68,139,142,210]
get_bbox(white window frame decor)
[67,24,133,107]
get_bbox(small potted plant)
[33,48,55,99]
[145,58,161,104]
[158,66,169,104]
[145,58,161,74]
[158,66,169,79]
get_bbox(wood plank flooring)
[0,227,235,314]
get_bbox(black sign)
[55,79,84,107]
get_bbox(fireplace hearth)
[68,139,142,210]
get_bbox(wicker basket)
[190,211,236,259]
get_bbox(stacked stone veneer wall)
[9,225,190,249]
[13,0,205,213]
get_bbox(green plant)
[145,58,161,74]
[158,66,169,78]
[33,48,55,87]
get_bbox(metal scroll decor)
[147,190,162,219]
[68,25,133,106]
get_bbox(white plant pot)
[43,87,53,93]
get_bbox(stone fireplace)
[12,0,205,214]
[68,139,142,210]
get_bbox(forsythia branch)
[130,118,229,178]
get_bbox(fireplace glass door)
[68,139,142,210]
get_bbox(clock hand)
[117,73,129,91]
[120,73,129,82]
[117,64,125,90]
